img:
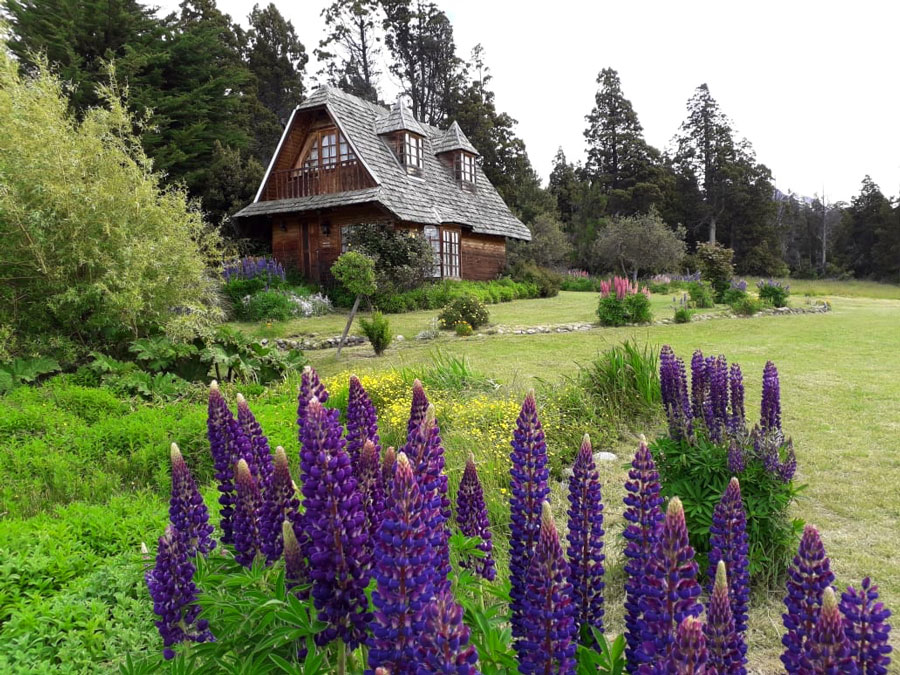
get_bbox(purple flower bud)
[368,452,434,673]
[761,361,782,433]
[300,398,371,649]
[728,363,746,436]
[456,452,496,581]
[146,525,213,659]
[779,440,797,483]
[416,590,480,675]
[705,561,745,675]
[208,381,238,544]
[508,390,551,641]
[347,375,380,468]
[518,502,576,675]
[705,355,728,443]
[640,497,703,664]
[781,525,836,673]
[623,440,665,668]
[169,443,215,557]
[381,446,397,492]
[237,393,274,488]
[801,587,854,673]
[708,477,750,648]
[840,577,892,674]
[727,440,745,475]
[358,440,384,571]
[661,346,693,440]
[233,459,262,567]
[566,434,605,638]
[690,350,707,421]
[669,616,712,674]
[282,518,308,597]
[406,378,430,444]
[297,366,328,443]
[259,447,299,563]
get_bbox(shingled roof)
[235,86,531,241]
[433,121,479,155]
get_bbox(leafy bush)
[591,209,687,278]
[507,260,563,297]
[359,312,392,356]
[597,292,652,326]
[454,321,474,337]
[241,290,295,321]
[335,279,540,314]
[673,307,693,323]
[687,281,715,308]
[721,287,748,306]
[695,243,735,302]
[596,297,627,326]
[439,296,489,329]
[757,279,791,307]
[731,296,763,315]
[331,251,377,298]
[344,224,435,293]
[623,293,652,323]
[0,356,61,393]
[560,274,598,292]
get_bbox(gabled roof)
[433,121,479,156]
[236,86,530,241]
[375,97,426,137]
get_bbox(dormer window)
[397,132,425,176]
[299,128,355,170]
[455,152,476,185]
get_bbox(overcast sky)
[158,0,899,203]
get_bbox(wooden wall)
[461,231,506,280]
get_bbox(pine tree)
[316,0,382,103]
[548,149,582,227]
[247,3,308,124]
[835,176,897,279]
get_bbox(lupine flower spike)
[368,451,434,673]
[690,350,707,420]
[761,360,782,433]
[640,497,703,664]
[417,590,480,675]
[299,398,371,649]
[660,345,692,440]
[518,502,576,675]
[358,439,385,569]
[259,447,299,563]
[622,440,665,668]
[781,525,836,673]
[801,587,854,672]
[208,381,238,544]
[347,375,380,468]
[282,519,309,598]
[297,365,328,443]
[728,363,746,436]
[705,561,745,675]
[566,433,605,639]
[236,393,274,487]
[508,390,550,641]
[669,616,712,674]
[407,378,430,443]
[456,452,496,580]
[146,525,213,659]
[708,477,750,650]
[232,459,262,568]
[840,577,892,674]
[381,446,397,491]
[169,443,215,557]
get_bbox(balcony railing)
[266,160,368,200]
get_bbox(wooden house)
[234,86,531,283]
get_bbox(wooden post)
[336,294,361,357]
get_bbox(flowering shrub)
[222,256,286,283]
[758,279,791,307]
[454,320,474,336]
[142,375,892,673]
[687,280,716,308]
[438,295,489,329]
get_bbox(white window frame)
[404,132,424,170]
[423,225,441,277]
[441,229,460,278]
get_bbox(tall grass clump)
[576,340,661,420]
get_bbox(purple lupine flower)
[456,452,496,581]
[761,360,782,433]
[640,497,703,664]
[518,502,577,675]
[416,590,480,675]
[661,346,693,440]
[146,525,213,659]
[169,443,215,557]
[706,355,729,443]
[403,404,452,593]
[566,433,605,638]
[259,447,299,564]
[208,381,238,544]
[300,398,371,649]
[705,561,745,675]
[840,577,892,674]
[690,350,707,420]
[779,440,797,482]
[282,518,309,597]
[707,477,750,647]
[382,446,397,491]
[407,378,430,443]
[232,459,262,568]
[358,439,385,571]
[801,587,855,673]
[297,366,328,443]
[781,525,836,673]
[702,355,720,440]
[508,390,551,641]
[728,363,746,436]
[623,439,665,668]
[236,393,274,488]
[346,374,380,468]
[368,451,434,674]
[669,616,712,674]
[727,440,745,475]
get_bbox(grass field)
[2,280,898,672]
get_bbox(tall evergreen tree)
[548,148,581,226]
[316,0,382,102]
[247,3,308,124]
[835,176,897,279]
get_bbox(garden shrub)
[596,296,628,326]
[673,306,693,323]
[454,321,474,337]
[721,287,748,306]
[359,312,392,355]
[241,289,295,321]
[731,296,762,316]
[695,242,735,302]
[560,275,597,292]
[623,293,652,324]
[439,295,489,330]
[508,261,562,297]
[757,279,790,307]
[596,279,653,326]
[687,281,715,308]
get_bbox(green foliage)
[695,243,735,302]
[673,306,693,323]
[651,435,803,586]
[507,211,572,269]
[687,281,716,308]
[592,210,686,278]
[757,283,790,308]
[331,251,377,298]
[731,296,763,316]
[623,293,652,323]
[0,49,223,364]
[363,278,540,314]
[439,296,490,330]
[394,351,497,394]
[721,287,748,306]
[359,312,393,355]
[242,290,296,322]
[596,293,652,326]
[199,327,307,385]
[507,261,563,298]
[574,340,661,420]
[0,356,61,393]
[345,224,435,295]
[576,630,627,675]
[560,275,599,292]
[455,321,474,336]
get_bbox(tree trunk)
[709,215,717,245]
[336,295,361,357]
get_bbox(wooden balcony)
[265,160,369,201]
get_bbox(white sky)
[158,0,900,203]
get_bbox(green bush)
[757,281,790,308]
[732,296,763,315]
[646,281,670,294]
[438,296,490,329]
[508,261,562,297]
[359,312,392,356]
[560,276,598,292]
[597,293,653,326]
[623,293,652,323]
[721,287,748,306]
[242,290,295,321]
[687,281,715,308]
[674,307,693,323]
[695,243,735,302]
[454,321,474,337]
